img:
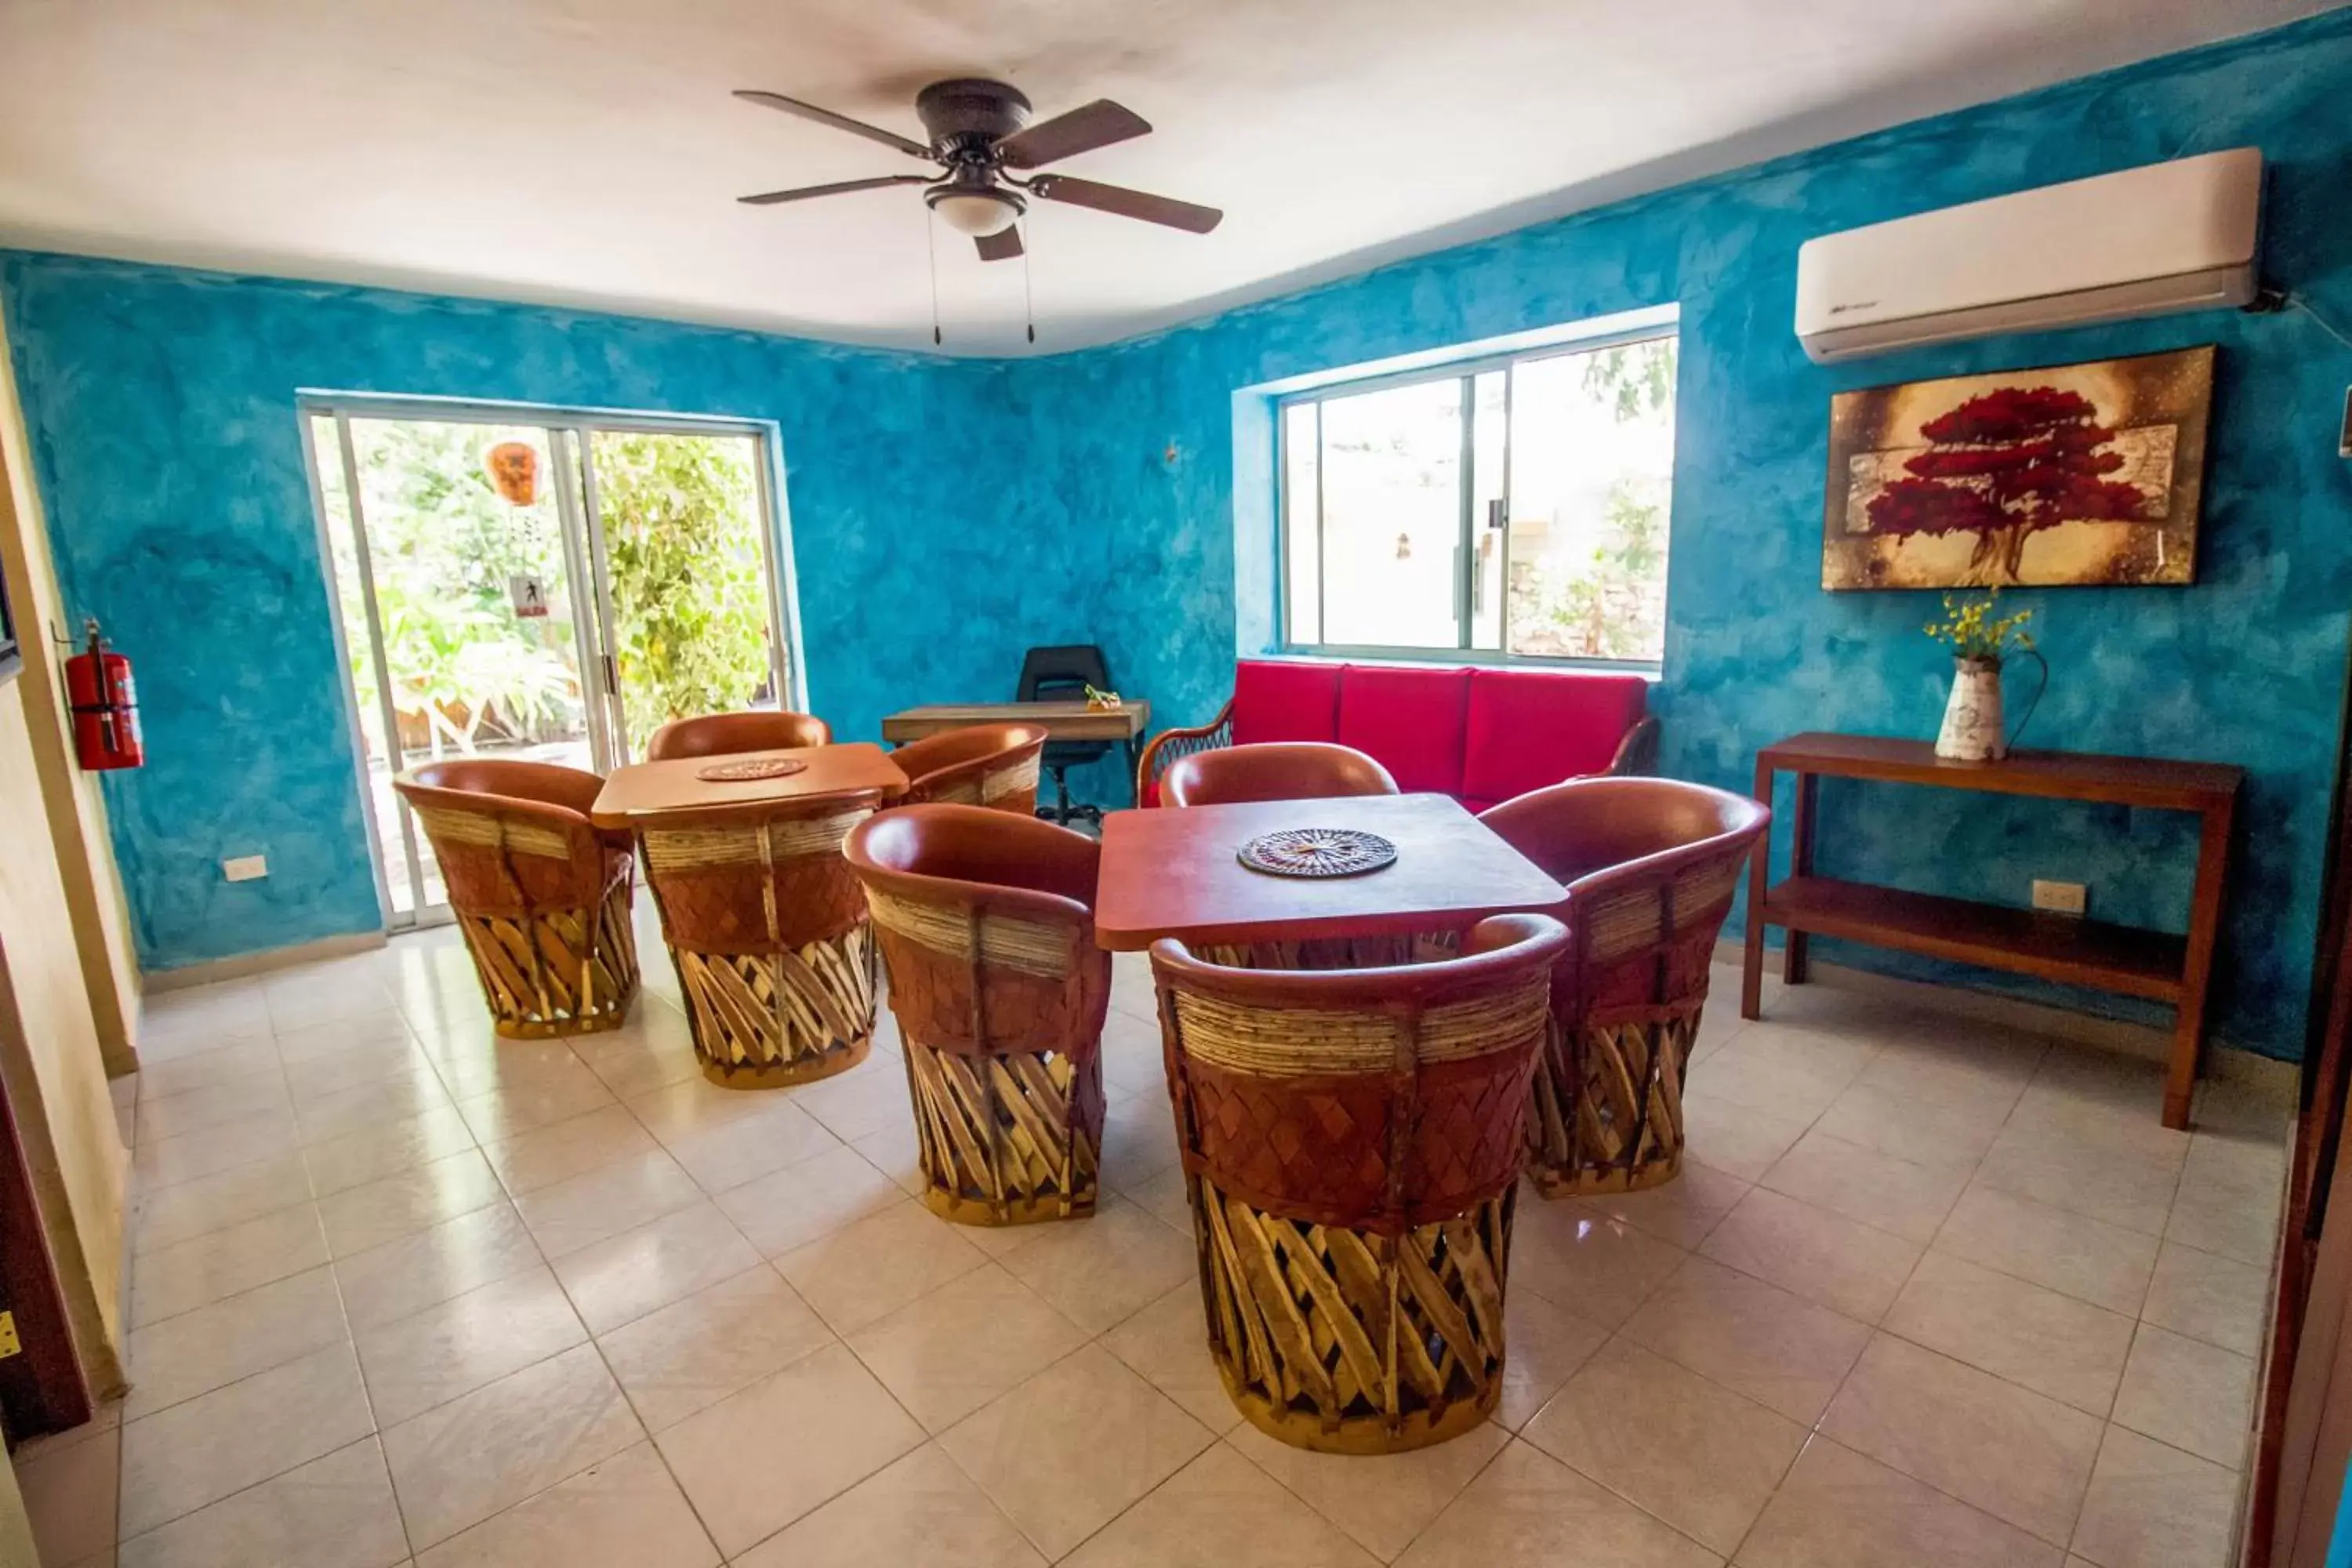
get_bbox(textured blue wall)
[8,9,2351,1057]
[0,261,1109,968]
[1001,9,2352,1058]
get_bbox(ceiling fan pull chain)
[924,207,943,347]
[1022,223,1036,344]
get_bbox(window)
[1279,327,1679,666]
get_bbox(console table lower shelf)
[1739,732,2241,1131]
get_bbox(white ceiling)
[0,0,2328,356]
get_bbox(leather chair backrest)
[644,711,832,761]
[394,759,618,916]
[891,724,1048,811]
[1160,742,1398,808]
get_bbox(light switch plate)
[223,855,268,883]
[2031,879,2087,916]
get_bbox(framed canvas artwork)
[1822,345,2215,590]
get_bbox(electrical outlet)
[2031,879,2087,916]
[222,855,268,883]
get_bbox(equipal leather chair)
[1159,741,1398,808]
[636,788,887,1087]
[1152,913,1567,1452]
[1479,778,1771,1196]
[890,723,1048,815]
[846,804,1111,1225]
[394,760,639,1038]
[644,710,832,760]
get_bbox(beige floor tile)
[1571,1163,1751,1250]
[779,1200,990,1333]
[2109,1323,2255,1468]
[1067,1442,1380,1567]
[302,1106,480,1200]
[454,1062,618,1145]
[136,1072,293,1145]
[622,1073,776,1142]
[793,1062,919,1143]
[1098,1283,1243,1435]
[1679,1094,1813,1183]
[1496,1286,1610,1431]
[481,1105,658,1197]
[278,1037,434,1102]
[411,1440,717,1568]
[1693,1023,1878,1125]
[1393,1438,1719,1567]
[1123,1164,1195,1232]
[294,1072,456,1149]
[735,1442,1045,1568]
[2067,1425,2239,1568]
[134,1039,278,1101]
[1931,1184,2160,1316]
[995,1199,1196,1333]
[549,1199,760,1334]
[939,1344,1214,1560]
[655,1342,924,1555]
[132,1152,316,1254]
[1974,1121,2182,1237]
[1621,1256,1871,1424]
[18,1421,119,1568]
[851,1120,930,1196]
[1736,1436,2063,1568]
[1759,1129,1969,1244]
[1229,1416,1509,1561]
[2165,1135,2287,1267]
[1813,1078,2017,1172]
[354,1264,586,1426]
[848,1264,1089,1432]
[598,1265,833,1432]
[115,1438,405,1568]
[1510,1201,1686,1330]
[1700,1187,1921,1323]
[1099,1096,1184,1194]
[379,1342,644,1550]
[1525,1338,1804,1555]
[715,1143,906,1258]
[118,1343,376,1539]
[423,1037,585,1102]
[334,1200,544,1330]
[571,1023,702,1103]
[657,1096,841,1193]
[1883,1251,2135,1416]
[133,1110,302,1190]
[510,1147,703,1260]
[317,1149,506,1259]
[2140,1240,2269,1356]
[1820,1334,2103,1544]
[125,1265,350,1420]
[129,1203,328,1327]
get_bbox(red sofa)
[1135,659,1657,811]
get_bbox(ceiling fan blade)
[994,100,1151,169]
[1031,174,1221,233]
[733,89,933,160]
[975,227,1024,262]
[737,174,930,205]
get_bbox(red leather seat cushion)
[1337,666,1472,796]
[1461,668,1649,804]
[1230,659,1345,746]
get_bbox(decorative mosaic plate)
[696,757,808,782]
[1237,828,1399,879]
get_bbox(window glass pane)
[1505,337,1677,662]
[1282,402,1321,646]
[1468,371,1507,651]
[1317,378,1463,650]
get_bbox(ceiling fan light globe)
[930,191,1019,237]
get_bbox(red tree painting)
[1865,385,2151,582]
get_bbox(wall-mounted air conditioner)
[1794,147,2263,363]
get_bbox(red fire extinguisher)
[67,619,143,771]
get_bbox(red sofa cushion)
[1337,666,1472,796]
[1230,659,1344,746]
[1461,667,1649,804]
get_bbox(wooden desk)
[1094,792,1565,953]
[883,700,1151,806]
[1739,731,2243,1129]
[588,742,907,828]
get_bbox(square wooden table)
[1093,793,1566,952]
[588,742,909,829]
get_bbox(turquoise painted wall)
[0,261,1104,968]
[999,6,2352,1057]
[6,9,2350,1055]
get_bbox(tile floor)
[13,915,2290,1568]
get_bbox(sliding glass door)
[305,405,793,927]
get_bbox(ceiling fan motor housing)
[913,78,1033,153]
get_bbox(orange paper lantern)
[485,441,539,505]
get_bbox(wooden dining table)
[587,741,909,827]
[1093,792,1567,953]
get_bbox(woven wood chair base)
[1525,1011,1695,1198]
[456,881,641,1040]
[672,924,878,1091]
[904,1038,1103,1227]
[1190,1172,1513,1454]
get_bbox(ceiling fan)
[732,78,1222,262]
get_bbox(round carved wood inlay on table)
[695,757,809,782]
[1236,827,1399,879]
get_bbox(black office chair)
[1018,644,1112,827]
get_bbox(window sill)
[1273,647,1662,681]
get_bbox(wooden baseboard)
[142,930,387,993]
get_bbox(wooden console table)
[1739,732,2242,1129]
